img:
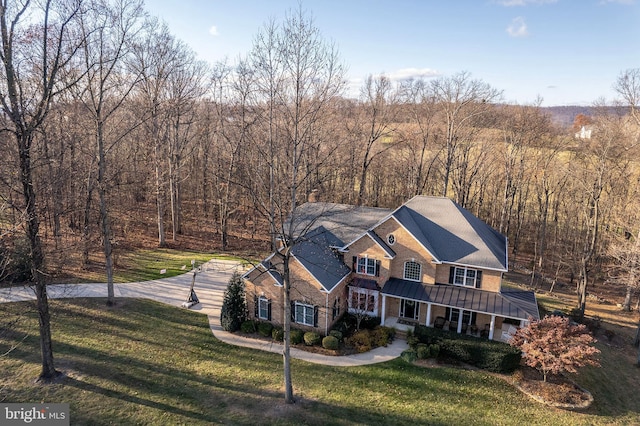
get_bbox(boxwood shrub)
[257,322,273,337]
[401,349,417,363]
[290,329,304,345]
[240,320,256,334]
[322,335,339,350]
[304,331,322,346]
[272,327,284,341]
[329,329,343,342]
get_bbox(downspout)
[325,292,329,336]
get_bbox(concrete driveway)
[0,258,406,366]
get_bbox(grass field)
[1,298,639,425]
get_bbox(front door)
[400,299,419,321]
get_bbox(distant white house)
[575,126,592,140]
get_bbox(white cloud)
[209,25,219,36]
[507,17,529,37]
[385,68,441,82]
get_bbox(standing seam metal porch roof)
[381,278,539,321]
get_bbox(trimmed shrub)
[401,349,417,363]
[407,335,420,348]
[429,344,440,359]
[329,330,343,342]
[360,315,382,330]
[347,329,373,353]
[439,338,521,373]
[258,322,273,337]
[272,327,284,342]
[373,326,394,347]
[290,329,304,345]
[304,332,322,346]
[414,324,444,345]
[322,335,339,350]
[416,343,430,359]
[240,320,256,334]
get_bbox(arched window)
[403,261,421,281]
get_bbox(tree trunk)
[97,124,115,306]
[282,251,294,403]
[622,285,633,312]
[155,135,166,247]
[19,132,58,381]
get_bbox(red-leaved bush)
[510,315,600,382]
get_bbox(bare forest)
[1,2,640,380]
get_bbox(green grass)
[2,299,638,425]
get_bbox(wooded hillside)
[1,1,639,318]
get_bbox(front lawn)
[0,298,637,425]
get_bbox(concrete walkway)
[0,259,407,366]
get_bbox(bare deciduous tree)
[0,0,83,381]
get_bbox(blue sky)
[143,0,639,106]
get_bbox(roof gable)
[392,196,507,271]
[291,226,351,292]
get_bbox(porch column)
[457,311,463,334]
[489,315,496,340]
[520,319,526,327]
[381,294,387,326]
[425,303,432,327]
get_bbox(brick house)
[243,196,539,340]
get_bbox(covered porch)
[380,278,540,341]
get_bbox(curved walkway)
[0,259,406,366]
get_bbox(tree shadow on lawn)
[57,344,446,425]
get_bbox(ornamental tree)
[510,315,600,382]
[220,272,248,332]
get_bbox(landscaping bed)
[236,313,396,356]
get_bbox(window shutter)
[445,307,451,320]
[352,256,357,271]
[291,302,296,322]
[375,260,381,277]
[476,271,482,288]
[471,312,477,325]
[267,299,272,321]
[254,295,258,318]
[314,306,319,327]
[449,267,454,284]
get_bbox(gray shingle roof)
[291,226,351,292]
[382,278,539,321]
[392,196,507,271]
[287,202,391,246]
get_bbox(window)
[348,287,378,316]
[446,308,475,325]
[387,234,395,245]
[332,297,340,320]
[403,261,422,281]
[452,267,481,287]
[355,256,379,276]
[294,302,315,326]
[258,297,270,320]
